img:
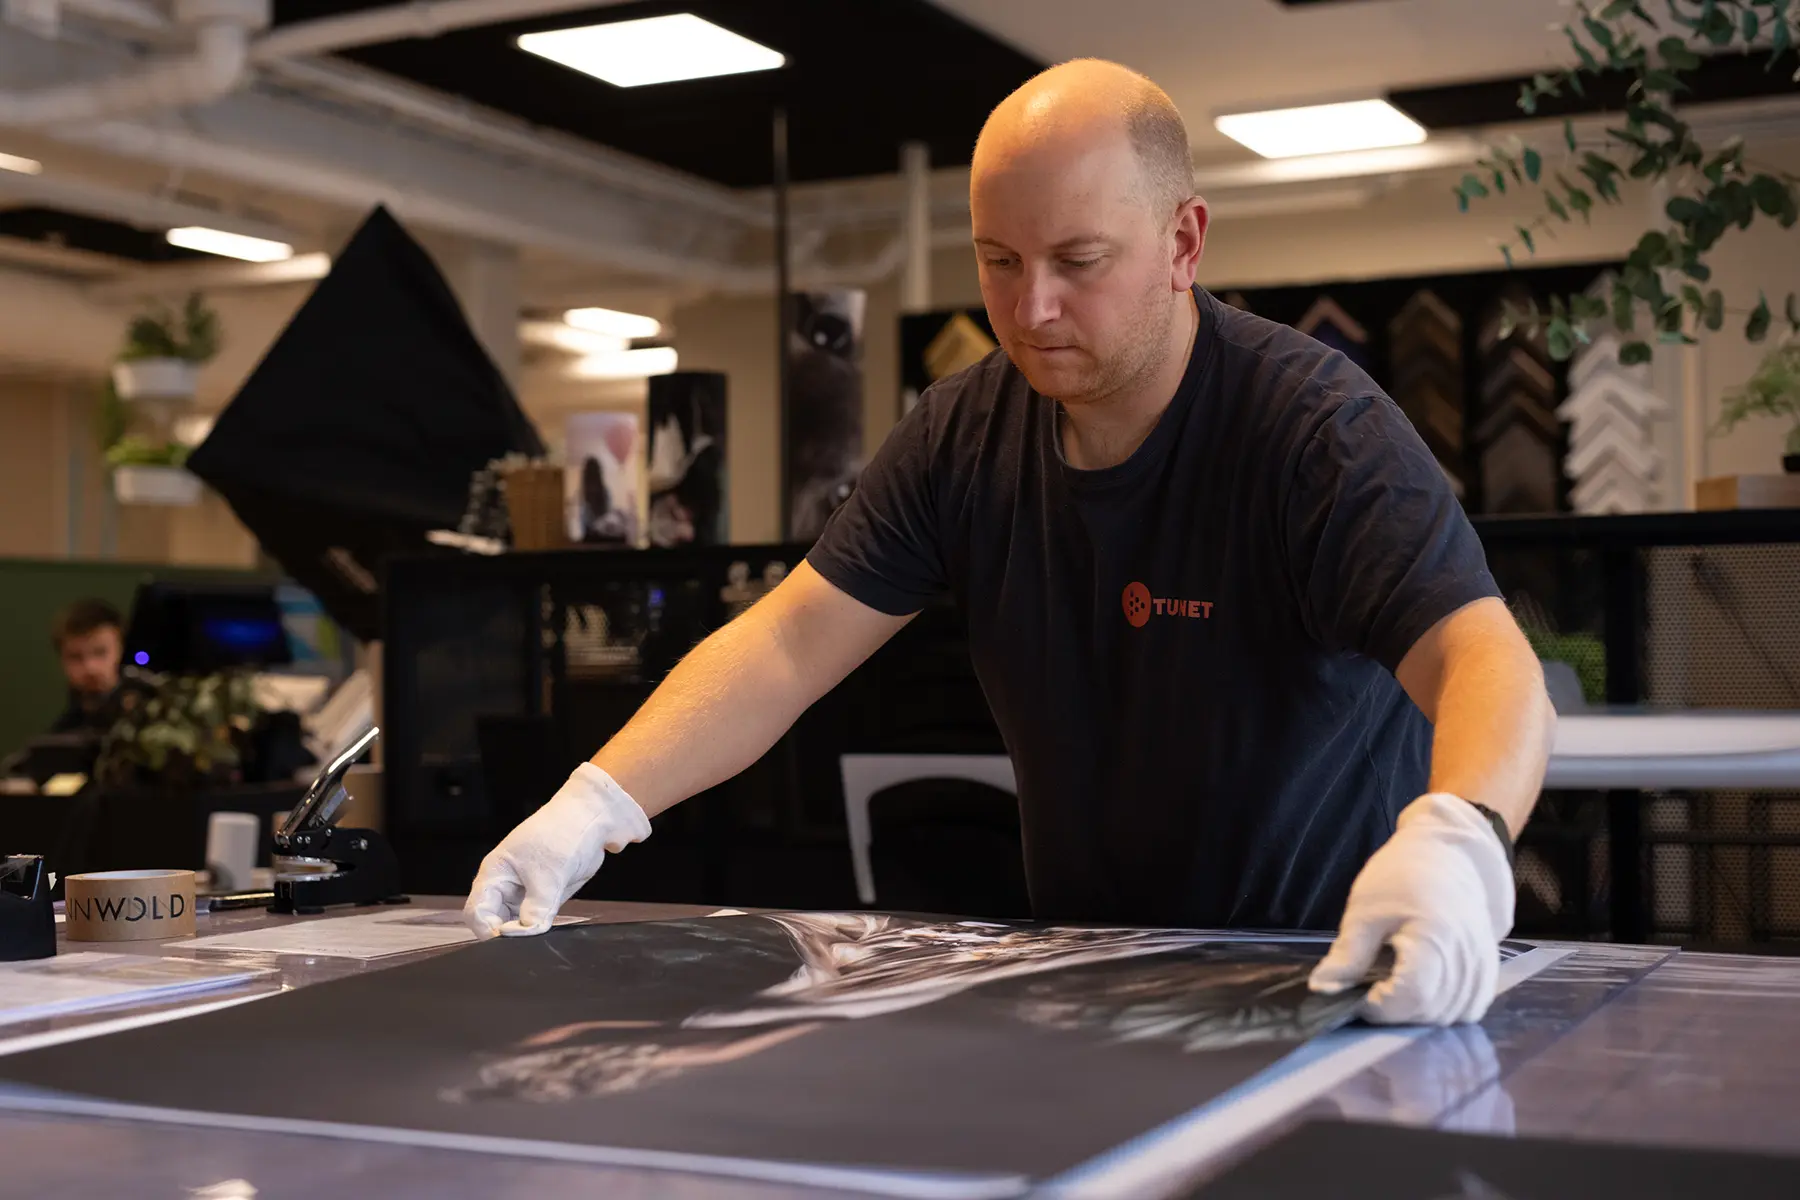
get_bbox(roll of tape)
[64,870,197,942]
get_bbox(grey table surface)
[0,898,1794,1198]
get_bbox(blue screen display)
[201,615,287,657]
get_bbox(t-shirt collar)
[1049,285,1217,493]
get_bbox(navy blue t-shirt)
[806,287,1500,930]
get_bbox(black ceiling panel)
[1391,50,1800,129]
[0,207,206,262]
[272,0,1043,187]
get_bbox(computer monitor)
[123,581,295,675]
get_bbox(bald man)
[466,61,1554,1027]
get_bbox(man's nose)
[1014,266,1062,330]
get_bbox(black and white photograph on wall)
[564,412,641,546]
[647,371,727,547]
[785,289,866,542]
[0,912,1371,1194]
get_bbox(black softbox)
[187,206,543,641]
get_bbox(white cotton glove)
[462,763,652,939]
[1308,792,1515,1026]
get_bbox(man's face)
[59,626,121,699]
[971,135,1177,405]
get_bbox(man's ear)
[1172,196,1208,291]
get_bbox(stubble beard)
[1017,286,1179,411]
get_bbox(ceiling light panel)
[569,346,679,379]
[518,14,784,89]
[165,226,293,262]
[1214,99,1426,160]
[564,306,663,340]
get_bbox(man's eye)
[1063,258,1099,270]
[983,257,1017,270]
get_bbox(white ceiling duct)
[0,164,293,243]
[259,56,766,227]
[86,251,331,299]
[250,0,637,62]
[0,0,265,127]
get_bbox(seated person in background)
[48,599,133,736]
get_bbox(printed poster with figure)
[0,913,1375,1195]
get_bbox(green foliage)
[1715,338,1800,453]
[120,292,221,364]
[96,671,260,790]
[1520,625,1608,706]
[1456,1,1800,363]
[104,435,191,469]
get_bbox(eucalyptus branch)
[1456,0,1800,362]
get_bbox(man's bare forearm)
[1425,627,1555,838]
[589,608,811,817]
[585,563,914,818]
[1398,598,1556,839]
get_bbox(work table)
[2,898,1796,1198]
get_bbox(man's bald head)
[968,59,1207,408]
[975,59,1194,221]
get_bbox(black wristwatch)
[1466,800,1515,869]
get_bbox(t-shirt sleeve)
[1282,394,1501,672]
[804,393,949,616]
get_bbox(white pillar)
[1648,179,1699,510]
[900,141,932,314]
[446,238,522,390]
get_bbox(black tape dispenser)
[0,854,56,961]
[269,726,407,915]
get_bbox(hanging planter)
[111,292,220,402]
[113,464,203,506]
[112,357,200,401]
[106,435,201,506]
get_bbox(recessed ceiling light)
[0,150,41,175]
[518,14,784,89]
[569,346,679,379]
[1214,99,1426,160]
[165,226,294,263]
[564,306,663,340]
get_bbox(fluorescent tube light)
[518,14,784,88]
[1214,99,1426,160]
[564,306,663,340]
[520,320,629,356]
[569,347,679,380]
[166,226,294,263]
[0,151,41,175]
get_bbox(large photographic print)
[0,915,1366,1193]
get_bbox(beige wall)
[0,374,77,558]
[0,370,260,567]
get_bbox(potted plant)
[1715,339,1800,473]
[106,433,202,505]
[111,292,221,401]
[94,670,261,793]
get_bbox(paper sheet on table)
[175,909,585,960]
[0,953,271,1026]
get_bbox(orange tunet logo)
[1122,581,1212,628]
